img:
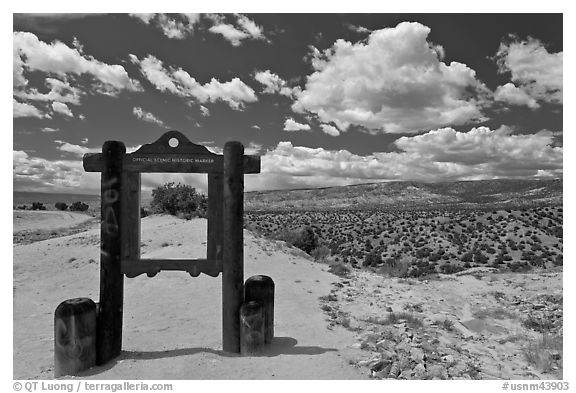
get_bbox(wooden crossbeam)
[121,259,223,278]
[83,153,260,174]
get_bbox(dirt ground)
[12,212,563,380]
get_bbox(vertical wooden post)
[244,275,275,344]
[240,301,265,355]
[121,173,141,261]
[207,173,223,261]
[222,141,244,353]
[54,298,97,377]
[97,140,125,365]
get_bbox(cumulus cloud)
[292,22,489,134]
[130,54,257,110]
[130,13,201,39]
[284,118,311,131]
[253,70,298,97]
[251,126,562,190]
[495,36,562,105]
[51,102,74,117]
[15,78,82,105]
[13,150,96,191]
[13,31,142,95]
[13,99,49,118]
[54,140,100,156]
[494,83,540,109]
[132,106,166,126]
[41,127,59,133]
[346,23,371,34]
[208,14,267,46]
[199,105,210,117]
[320,124,341,136]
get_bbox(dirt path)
[13,215,365,379]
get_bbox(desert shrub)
[275,226,318,255]
[310,245,330,262]
[363,250,382,267]
[553,254,562,266]
[435,318,454,331]
[377,256,411,278]
[70,201,89,212]
[150,182,207,219]
[522,334,562,373]
[17,205,27,210]
[31,202,46,211]
[54,202,68,211]
[522,314,555,333]
[328,261,350,277]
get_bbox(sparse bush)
[70,201,89,212]
[522,334,562,373]
[435,318,454,331]
[328,261,350,277]
[275,226,318,255]
[363,250,382,267]
[55,202,68,211]
[311,245,330,262]
[31,202,46,211]
[150,182,207,219]
[522,314,555,333]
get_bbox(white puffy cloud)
[346,23,371,34]
[54,140,100,156]
[14,78,82,105]
[130,13,156,24]
[495,36,562,105]
[133,106,166,126]
[253,70,297,97]
[13,99,49,118]
[284,118,311,131]
[13,150,96,191]
[208,14,267,46]
[494,83,540,109]
[130,54,257,110]
[130,13,201,39]
[41,127,59,133]
[251,126,562,190]
[199,105,210,117]
[320,124,341,136]
[51,102,74,117]
[13,31,141,95]
[292,22,488,134]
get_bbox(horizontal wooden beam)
[121,259,222,278]
[83,153,260,174]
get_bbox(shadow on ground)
[73,336,337,377]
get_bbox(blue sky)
[12,12,563,194]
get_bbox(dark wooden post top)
[83,130,260,174]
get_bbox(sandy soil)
[13,214,364,379]
[13,212,563,380]
[13,211,94,233]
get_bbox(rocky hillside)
[245,178,562,211]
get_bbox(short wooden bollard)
[244,275,275,344]
[54,298,97,377]
[240,301,265,355]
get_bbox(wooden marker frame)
[83,130,260,362]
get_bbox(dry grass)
[522,314,556,332]
[522,334,563,373]
[434,318,454,331]
[328,261,351,277]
